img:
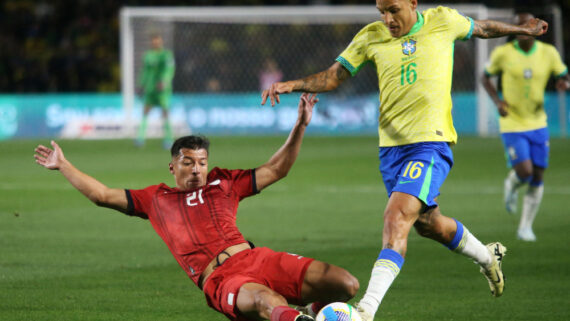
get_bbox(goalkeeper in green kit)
[136,34,175,149]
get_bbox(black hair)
[170,135,210,157]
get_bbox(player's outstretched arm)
[34,141,129,213]
[472,17,548,39]
[255,93,318,191]
[261,62,349,107]
[481,73,509,117]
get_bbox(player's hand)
[156,82,164,91]
[497,101,509,117]
[34,140,66,170]
[555,78,570,91]
[297,93,318,126]
[261,82,294,107]
[522,18,548,36]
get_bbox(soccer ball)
[315,302,362,321]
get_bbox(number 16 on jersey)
[401,62,417,86]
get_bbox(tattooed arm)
[472,18,548,39]
[261,62,350,107]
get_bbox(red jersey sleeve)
[210,167,258,200]
[231,168,258,199]
[125,184,162,219]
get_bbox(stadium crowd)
[0,0,568,93]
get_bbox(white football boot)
[355,303,373,321]
[479,242,507,297]
[517,228,537,242]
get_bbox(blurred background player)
[34,93,359,321]
[136,33,176,149]
[261,0,549,319]
[481,13,569,242]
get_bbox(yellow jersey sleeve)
[336,23,381,76]
[434,6,474,41]
[485,45,506,75]
[547,45,568,77]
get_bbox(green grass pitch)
[1,136,569,320]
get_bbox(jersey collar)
[513,40,537,56]
[403,11,424,37]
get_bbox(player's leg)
[296,260,359,317]
[512,159,533,179]
[502,132,533,213]
[518,128,549,241]
[413,207,506,297]
[504,160,532,213]
[136,101,153,146]
[208,249,316,321]
[382,192,424,255]
[159,94,173,149]
[235,251,345,321]
[358,143,450,320]
[237,283,313,321]
[414,207,492,266]
[517,166,544,241]
[357,191,420,320]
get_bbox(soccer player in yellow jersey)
[482,13,570,242]
[261,1,548,320]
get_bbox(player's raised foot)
[504,176,518,214]
[479,242,507,297]
[517,228,536,242]
[294,314,314,321]
[355,303,373,321]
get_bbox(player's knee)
[531,170,544,183]
[519,171,532,180]
[343,272,360,299]
[413,220,432,238]
[516,166,533,180]
[413,213,434,237]
[316,263,359,300]
[383,207,400,225]
[331,267,359,300]
[253,289,286,315]
[383,208,410,234]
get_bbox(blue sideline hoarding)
[0,93,568,140]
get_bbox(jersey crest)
[402,39,417,56]
[523,68,533,79]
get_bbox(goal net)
[120,5,565,137]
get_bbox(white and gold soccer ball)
[315,302,362,321]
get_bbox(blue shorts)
[501,127,549,168]
[379,142,453,209]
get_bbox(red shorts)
[202,247,314,321]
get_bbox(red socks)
[310,302,326,315]
[271,306,301,321]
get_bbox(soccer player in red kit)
[34,93,358,321]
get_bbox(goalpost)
[120,4,564,137]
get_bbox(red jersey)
[126,167,258,286]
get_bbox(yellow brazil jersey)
[337,7,473,147]
[485,40,568,133]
